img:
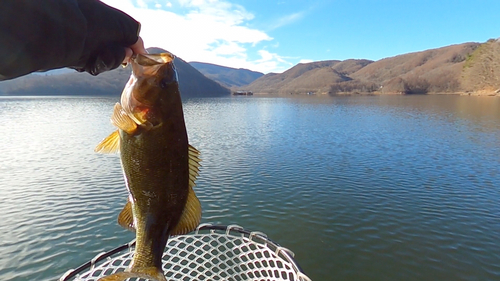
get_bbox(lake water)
[0,95,499,281]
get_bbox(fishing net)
[60,224,312,281]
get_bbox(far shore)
[246,90,500,97]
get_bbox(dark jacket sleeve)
[0,0,140,80]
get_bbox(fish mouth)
[121,53,176,126]
[131,53,175,76]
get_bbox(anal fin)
[117,200,135,232]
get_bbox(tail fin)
[98,267,167,281]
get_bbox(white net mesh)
[60,224,312,281]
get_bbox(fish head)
[121,52,180,127]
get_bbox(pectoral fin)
[117,200,135,231]
[94,102,138,154]
[94,130,120,154]
[111,103,137,134]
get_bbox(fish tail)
[98,267,167,281]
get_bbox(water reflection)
[0,95,499,281]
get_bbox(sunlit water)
[0,95,499,281]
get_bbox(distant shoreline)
[0,93,120,97]
[2,89,499,98]
[248,90,500,97]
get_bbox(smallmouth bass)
[95,52,202,281]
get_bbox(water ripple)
[0,96,499,281]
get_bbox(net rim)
[59,223,311,281]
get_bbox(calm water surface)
[0,95,499,281]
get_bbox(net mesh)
[60,224,311,281]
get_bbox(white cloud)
[101,0,291,73]
[269,12,305,30]
[253,50,293,73]
[299,59,313,64]
[136,0,148,8]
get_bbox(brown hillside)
[331,59,373,75]
[351,43,480,93]
[281,67,351,94]
[284,60,341,79]
[245,42,489,95]
[245,60,376,94]
[352,43,478,81]
[461,39,500,93]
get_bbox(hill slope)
[461,39,500,93]
[0,48,230,98]
[245,60,339,93]
[245,59,375,94]
[189,62,264,88]
[244,41,500,95]
[352,42,480,94]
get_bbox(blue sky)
[103,0,500,73]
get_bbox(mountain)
[243,40,500,95]
[0,66,131,96]
[246,59,373,94]
[0,47,230,97]
[351,42,480,94]
[3,40,500,97]
[189,62,264,88]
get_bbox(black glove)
[0,0,140,80]
[72,0,140,75]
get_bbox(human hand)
[0,0,145,80]
[72,0,143,76]
[123,37,147,64]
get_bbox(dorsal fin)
[170,186,202,235]
[188,144,201,189]
[171,144,202,235]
